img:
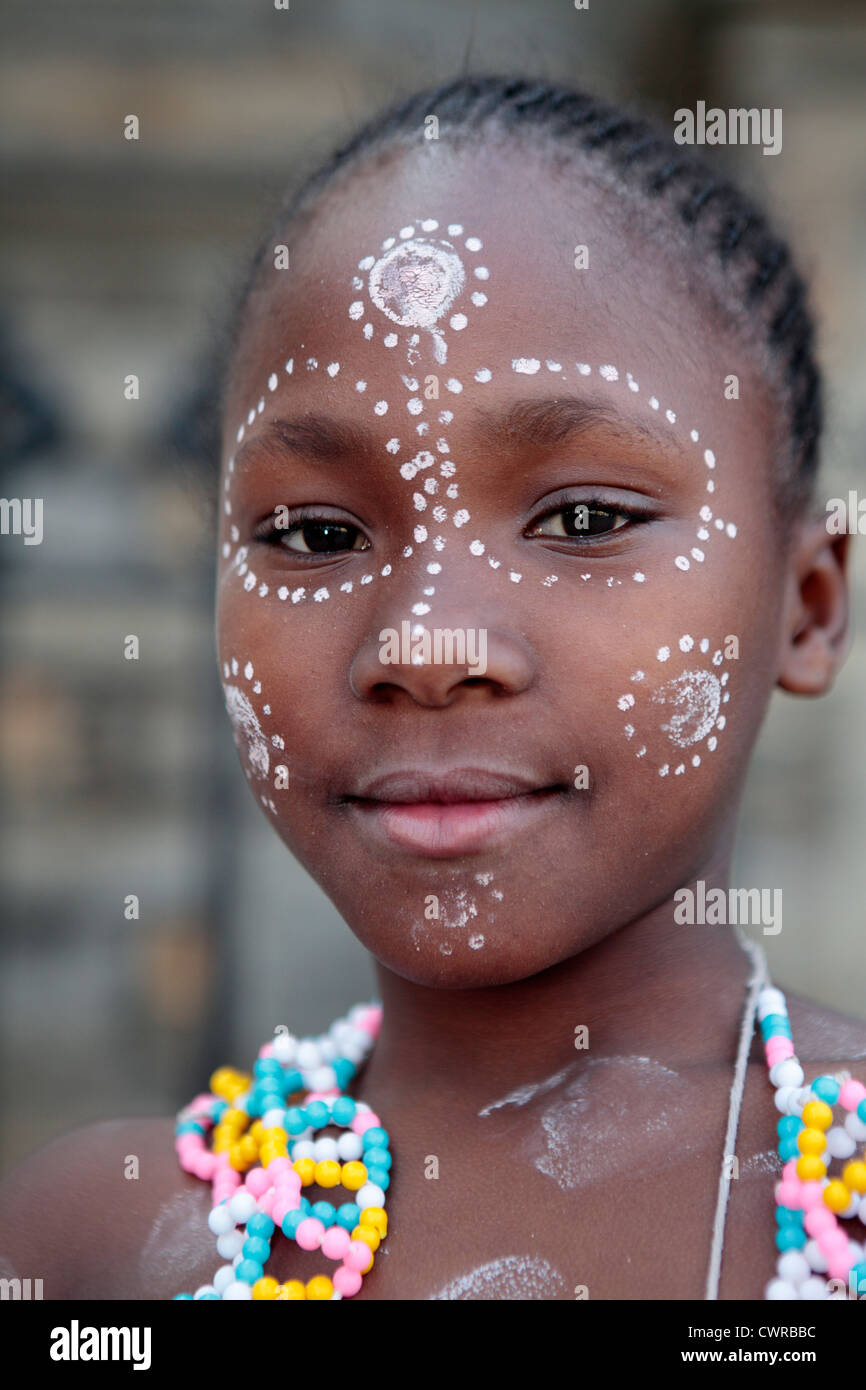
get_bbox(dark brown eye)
[533,504,630,538]
[283,520,369,554]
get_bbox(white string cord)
[705,931,771,1300]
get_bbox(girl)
[2,75,865,1302]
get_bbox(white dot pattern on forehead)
[221,214,740,617]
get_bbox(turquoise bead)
[254,1058,283,1079]
[332,1096,356,1126]
[778,1137,799,1163]
[197,1293,220,1300]
[299,1197,312,1214]
[775,1227,806,1252]
[285,1107,308,1135]
[247,1213,275,1240]
[366,1167,390,1190]
[332,1059,356,1088]
[858,1099,866,1124]
[776,1115,802,1138]
[283,1068,303,1093]
[312,1201,336,1226]
[176,1120,205,1136]
[850,1261,866,1296]
[236,1258,264,1284]
[173,1293,194,1299]
[336,1202,360,1230]
[362,1127,389,1151]
[761,1014,791,1039]
[776,1206,804,1227]
[364,1146,392,1170]
[305,1101,330,1128]
[211,1100,228,1120]
[811,1075,840,1104]
[243,1236,271,1263]
[259,1093,284,1116]
[281,1210,306,1239]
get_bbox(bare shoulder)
[0,1117,213,1299]
[784,991,866,1067]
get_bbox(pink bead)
[800,1181,825,1210]
[804,1207,835,1236]
[344,1239,372,1271]
[766,1038,794,1061]
[194,1152,218,1180]
[776,1182,801,1209]
[191,1093,214,1111]
[296,1217,325,1252]
[257,1191,277,1218]
[306,1089,341,1102]
[355,1006,382,1038]
[245,1168,271,1197]
[258,1041,275,1058]
[266,1157,291,1175]
[321,1226,351,1260]
[214,1153,232,1172]
[827,1252,853,1281]
[781,1160,798,1182]
[351,1113,381,1136]
[817,1227,847,1255]
[271,1200,293,1226]
[334,1265,363,1297]
[839,1080,866,1111]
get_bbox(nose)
[349,615,536,707]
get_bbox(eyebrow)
[235,414,375,467]
[470,395,687,455]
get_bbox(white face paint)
[429,1255,566,1300]
[616,636,734,776]
[221,658,286,814]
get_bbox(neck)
[360,862,760,1109]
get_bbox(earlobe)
[777,519,851,695]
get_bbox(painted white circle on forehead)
[368,239,465,329]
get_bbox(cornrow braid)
[227,74,821,514]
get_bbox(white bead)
[764,1278,799,1299]
[262,1108,286,1130]
[799,1277,828,1300]
[207,1203,234,1236]
[769,1059,804,1089]
[194,1285,218,1299]
[348,1003,370,1024]
[292,1140,316,1161]
[355,1101,372,1114]
[310,1066,337,1092]
[757,988,787,1021]
[793,1087,813,1111]
[356,1182,386,1210]
[777,1251,810,1285]
[216,1229,245,1259]
[859,1204,866,1227]
[843,1195,861,1220]
[222,1280,253,1300]
[296,1040,321,1069]
[272,1032,297,1063]
[826,1125,856,1159]
[318,1038,339,1062]
[330,1021,354,1044]
[313,1137,340,1162]
[212,1264,236,1294]
[232,1252,243,1267]
[227,1191,257,1224]
[804,1239,828,1273]
[774,1086,796,1114]
[845,1113,866,1142]
[340,1043,366,1065]
[337,1132,363,1160]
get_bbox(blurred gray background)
[1,0,864,1171]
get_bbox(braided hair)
[226,75,822,515]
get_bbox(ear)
[777,516,851,695]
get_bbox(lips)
[344,766,566,857]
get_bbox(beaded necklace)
[172,961,866,1301]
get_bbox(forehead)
[225,142,769,462]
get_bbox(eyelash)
[253,499,652,559]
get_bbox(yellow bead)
[823,1180,851,1213]
[209,1067,235,1098]
[352,1222,380,1252]
[276,1280,307,1300]
[293,1157,316,1186]
[314,1160,342,1189]
[796,1155,827,1182]
[223,1107,249,1132]
[341,1161,368,1191]
[249,1120,265,1142]
[229,1141,253,1172]
[801,1100,833,1132]
[252,1276,280,1301]
[306,1276,334,1301]
[797,1128,826,1157]
[360,1206,387,1235]
[842,1160,866,1193]
[263,1127,288,1145]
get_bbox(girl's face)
[216,143,789,986]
